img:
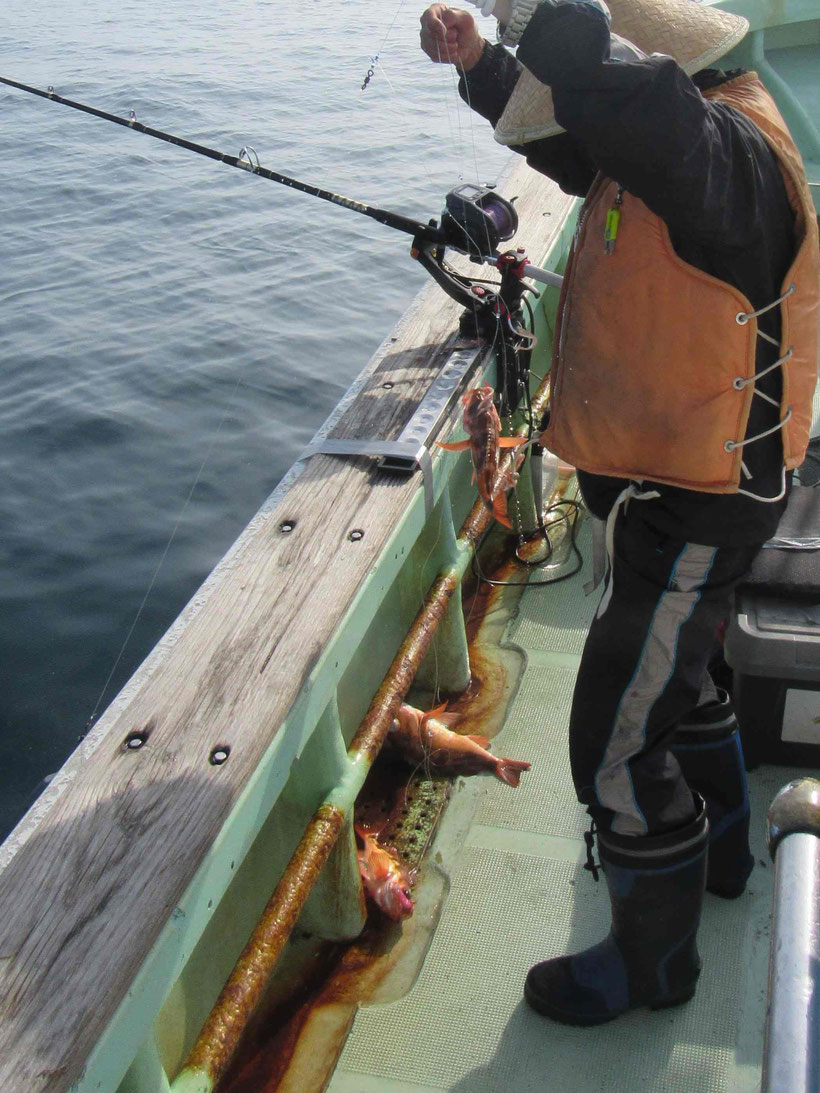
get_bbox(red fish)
[355,827,415,921]
[437,383,528,528]
[390,702,532,788]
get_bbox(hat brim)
[494,0,749,145]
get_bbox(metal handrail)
[762,778,820,1093]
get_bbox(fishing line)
[452,50,489,224]
[361,0,409,91]
[85,371,247,728]
[401,745,445,806]
[410,308,506,750]
[435,40,488,215]
[434,41,467,183]
[0,76,439,244]
[0,76,523,331]
[415,502,447,707]
[373,60,397,94]
[1,76,529,727]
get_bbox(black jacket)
[460,2,797,546]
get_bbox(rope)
[725,284,799,502]
[735,282,796,325]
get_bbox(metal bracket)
[300,439,434,518]
[300,345,480,519]
[386,345,477,462]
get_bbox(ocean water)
[0,0,512,838]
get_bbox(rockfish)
[390,702,531,788]
[356,828,415,921]
[437,383,528,528]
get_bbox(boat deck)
[327,518,803,1093]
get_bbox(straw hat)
[494,0,749,145]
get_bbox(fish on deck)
[355,827,416,921]
[437,382,528,529]
[389,702,532,787]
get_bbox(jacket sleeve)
[458,40,598,197]
[516,1,778,247]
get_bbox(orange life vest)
[543,73,819,493]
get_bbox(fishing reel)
[439,183,519,259]
[409,184,537,414]
[411,183,532,334]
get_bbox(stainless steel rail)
[763,778,820,1093]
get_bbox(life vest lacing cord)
[757,328,781,349]
[735,282,796,325]
[735,464,788,503]
[724,409,793,454]
[723,283,797,502]
[732,347,794,391]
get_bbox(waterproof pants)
[570,502,761,837]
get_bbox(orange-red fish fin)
[497,436,528,448]
[425,701,450,720]
[492,492,512,529]
[422,702,461,733]
[495,758,532,788]
[434,712,461,729]
[436,439,471,451]
[467,734,491,749]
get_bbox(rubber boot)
[672,688,754,899]
[524,800,708,1026]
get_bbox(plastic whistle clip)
[604,206,620,254]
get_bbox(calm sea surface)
[0,0,511,839]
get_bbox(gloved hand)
[465,0,538,46]
[486,0,514,23]
[419,5,486,70]
[469,0,617,50]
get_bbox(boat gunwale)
[0,158,577,1093]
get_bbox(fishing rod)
[0,74,560,334]
[2,72,566,428]
[0,76,432,239]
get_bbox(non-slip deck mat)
[509,517,600,656]
[330,697,802,1093]
[331,759,799,1093]
[329,511,809,1093]
[330,823,778,1093]
[475,661,586,843]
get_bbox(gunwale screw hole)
[210,746,231,766]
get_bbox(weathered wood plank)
[0,160,574,1090]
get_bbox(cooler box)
[724,485,820,768]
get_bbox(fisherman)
[420,0,819,1026]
